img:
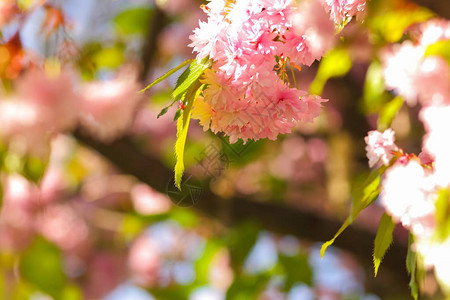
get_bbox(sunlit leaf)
[373,213,395,277]
[378,96,404,131]
[310,48,352,95]
[362,60,392,114]
[174,80,202,189]
[141,59,193,93]
[113,7,153,35]
[195,241,222,285]
[435,188,450,240]
[321,167,385,257]
[19,237,66,298]
[368,4,433,43]
[61,285,83,300]
[172,58,211,100]
[425,40,450,64]
[92,45,124,69]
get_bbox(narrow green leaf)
[373,213,395,277]
[173,109,182,122]
[378,96,404,131]
[141,59,193,93]
[172,57,211,100]
[321,168,384,257]
[406,234,419,300]
[174,80,202,189]
[157,107,169,119]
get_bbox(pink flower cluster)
[381,19,450,107]
[320,0,367,25]
[371,20,450,253]
[364,129,398,168]
[380,158,436,238]
[189,0,351,143]
[0,68,143,155]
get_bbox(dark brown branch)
[410,0,450,19]
[139,6,168,81]
[74,130,411,298]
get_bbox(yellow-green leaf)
[141,59,193,93]
[425,40,450,64]
[378,96,404,131]
[373,213,395,277]
[174,80,202,189]
[321,167,384,257]
[172,58,211,100]
[310,48,352,95]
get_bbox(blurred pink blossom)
[17,69,79,132]
[421,105,450,187]
[40,167,66,204]
[0,175,39,250]
[128,235,160,287]
[0,69,79,155]
[320,0,367,25]
[80,75,143,143]
[380,159,436,238]
[381,42,424,105]
[381,19,450,106]
[364,129,398,168]
[130,183,172,215]
[37,204,90,255]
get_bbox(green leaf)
[23,155,48,183]
[406,234,418,300]
[141,59,193,93]
[113,7,153,35]
[92,45,124,69]
[425,40,450,64]
[321,167,384,257]
[19,237,66,298]
[378,96,404,131]
[279,253,312,291]
[174,80,202,189]
[434,188,450,240]
[310,48,352,95]
[228,221,260,269]
[172,58,211,100]
[361,60,392,114]
[368,4,433,43]
[373,213,395,277]
[157,107,170,118]
[173,109,182,122]
[226,273,271,300]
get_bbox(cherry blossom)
[364,129,398,168]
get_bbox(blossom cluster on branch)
[188,0,364,143]
[364,17,450,292]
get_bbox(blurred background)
[0,0,449,299]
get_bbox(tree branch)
[74,130,411,298]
